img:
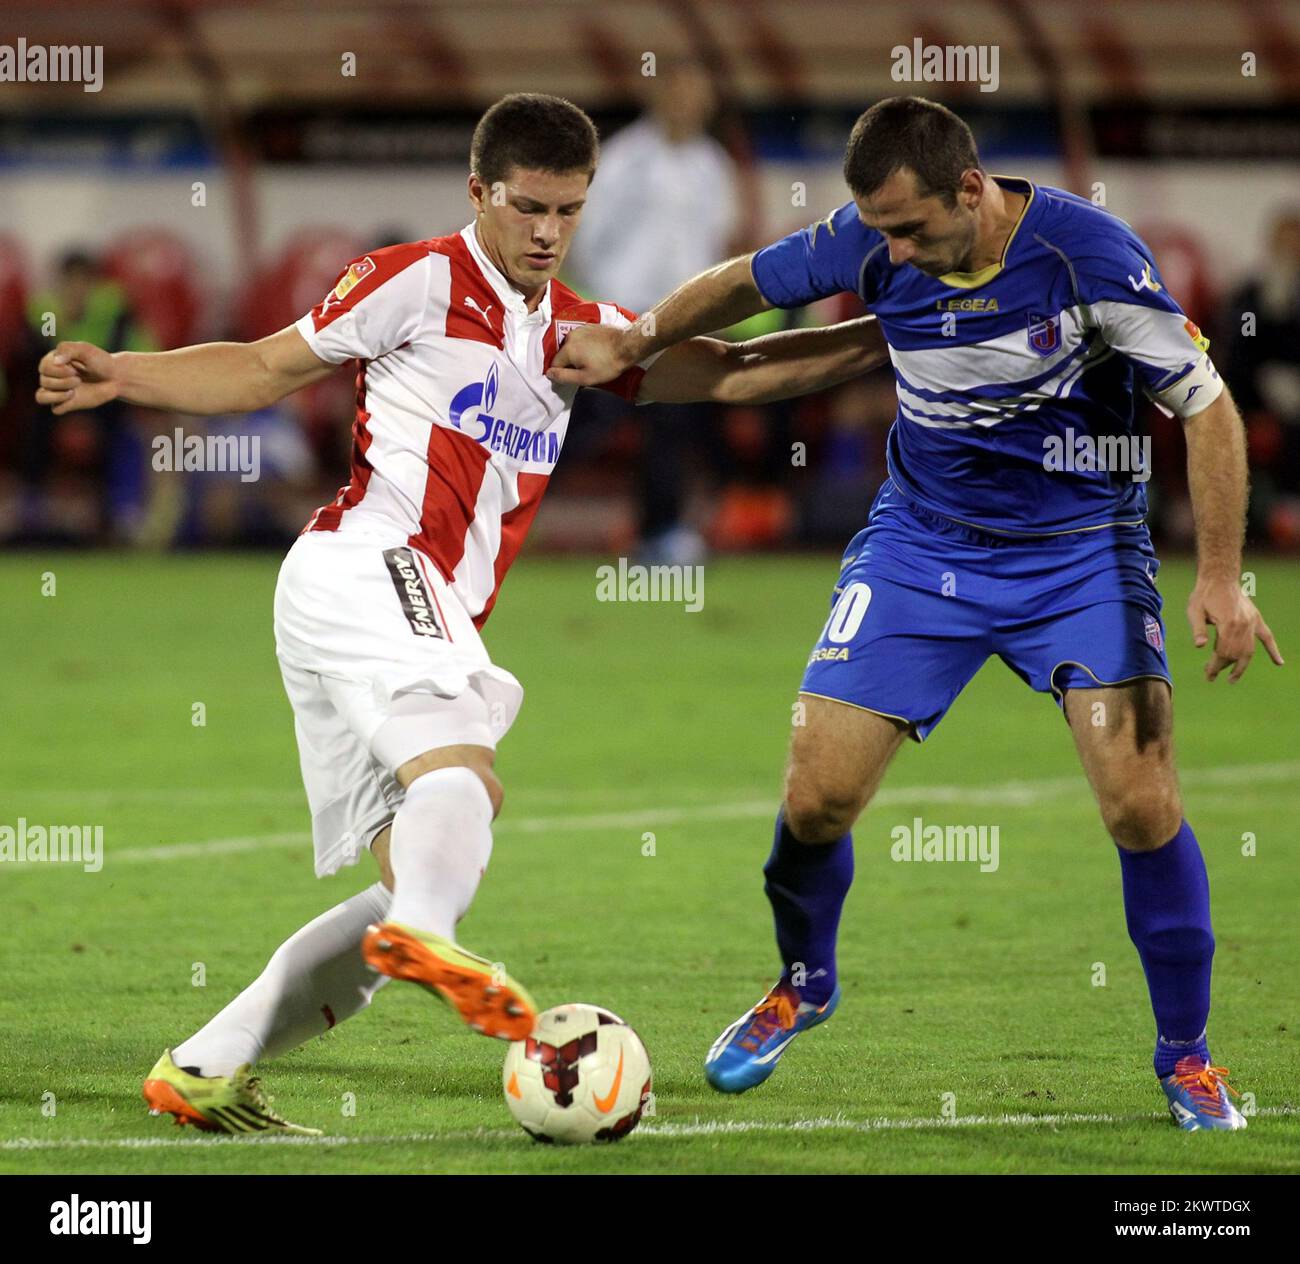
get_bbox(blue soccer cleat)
[704,980,840,1093]
[1159,1056,1247,1131]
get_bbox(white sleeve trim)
[294,311,352,365]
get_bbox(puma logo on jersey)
[1127,261,1162,294]
[464,296,495,326]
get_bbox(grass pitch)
[0,550,1296,1175]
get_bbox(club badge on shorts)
[383,547,446,639]
[1143,614,1164,652]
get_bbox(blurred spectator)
[565,57,743,564]
[16,249,156,543]
[1218,208,1300,547]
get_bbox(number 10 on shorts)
[820,582,873,645]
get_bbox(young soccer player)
[37,94,889,1134]
[549,96,1284,1131]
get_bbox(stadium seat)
[0,234,31,363]
[103,229,203,349]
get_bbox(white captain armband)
[1148,355,1224,420]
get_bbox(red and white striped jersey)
[295,223,648,627]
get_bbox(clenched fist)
[546,323,639,388]
[36,340,119,414]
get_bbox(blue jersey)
[752,177,1223,535]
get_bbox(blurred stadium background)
[2,0,1298,557]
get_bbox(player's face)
[469,167,590,294]
[854,167,980,277]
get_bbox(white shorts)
[273,530,523,877]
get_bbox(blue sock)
[762,809,853,1006]
[1117,820,1214,1077]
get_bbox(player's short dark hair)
[843,97,981,207]
[470,93,599,187]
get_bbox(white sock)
[172,881,391,1078]
[386,766,494,938]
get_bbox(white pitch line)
[3,1106,1295,1152]
[112,832,310,862]
[5,760,1297,871]
[646,1105,1300,1137]
[9,758,1299,815]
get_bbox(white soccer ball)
[502,1003,652,1144]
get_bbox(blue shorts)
[801,480,1171,741]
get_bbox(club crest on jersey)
[1027,311,1060,357]
[1143,614,1164,652]
[554,319,585,346]
[448,362,560,465]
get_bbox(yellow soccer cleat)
[361,921,537,1041]
[141,1050,322,1135]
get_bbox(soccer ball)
[502,1003,652,1144]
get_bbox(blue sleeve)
[751,202,878,308]
[1074,223,1187,319]
[1070,223,1224,417]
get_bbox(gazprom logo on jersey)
[448,363,559,464]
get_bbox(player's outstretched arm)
[636,315,888,405]
[36,325,336,417]
[1182,386,1284,682]
[548,254,769,388]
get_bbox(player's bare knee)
[784,782,859,844]
[1104,784,1183,851]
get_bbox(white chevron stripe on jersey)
[888,306,1131,430]
[888,305,1094,396]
